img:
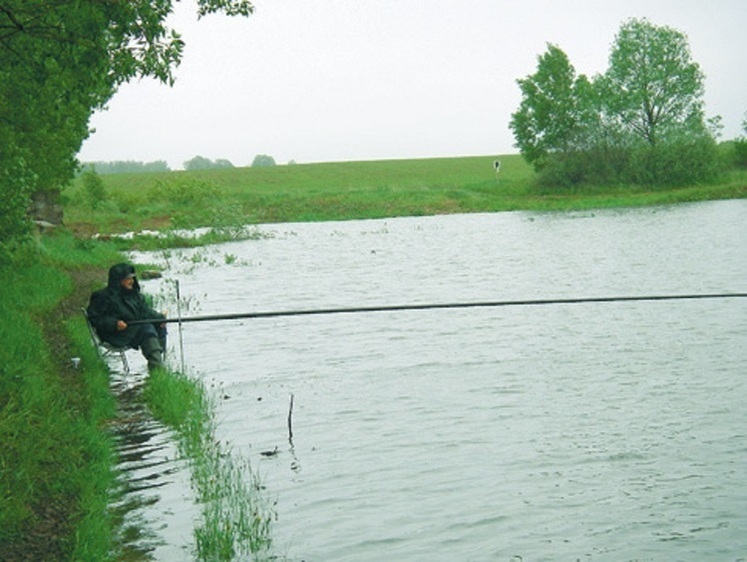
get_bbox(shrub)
[734,139,747,167]
[629,138,721,187]
[81,169,107,208]
[537,137,721,191]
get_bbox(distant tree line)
[183,154,278,169]
[78,153,283,176]
[184,155,235,171]
[80,160,170,174]
[509,18,732,189]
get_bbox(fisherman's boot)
[142,337,164,372]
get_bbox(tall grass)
[144,368,275,560]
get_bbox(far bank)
[65,154,747,237]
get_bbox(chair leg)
[120,351,130,375]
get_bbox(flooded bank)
[104,358,197,560]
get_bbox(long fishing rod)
[129,292,747,326]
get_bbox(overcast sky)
[77,0,747,169]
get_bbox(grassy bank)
[65,154,747,236]
[0,229,274,560]
[0,232,121,560]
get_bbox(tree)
[601,18,706,147]
[184,155,214,171]
[251,154,276,168]
[213,159,235,169]
[80,161,170,174]
[184,156,234,170]
[509,18,719,188]
[0,0,253,252]
[509,44,591,170]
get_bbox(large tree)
[600,18,706,146]
[510,18,718,187]
[0,0,252,250]
[509,44,591,170]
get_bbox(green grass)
[0,228,274,560]
[64,154,747,237]
[144,368,274,560]
[0,238,118,560]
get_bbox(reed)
[144,368,275,560]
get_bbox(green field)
[67,154,747,236]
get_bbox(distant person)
[87,263,167,371]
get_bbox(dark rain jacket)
[87,263,165,348]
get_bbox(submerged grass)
[144,368,274,560]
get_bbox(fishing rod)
[129,292,747,326]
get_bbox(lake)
[118,200,746,561]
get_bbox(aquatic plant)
[144,368,275,560]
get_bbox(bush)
[536,137,722,191]
[0,157,35,265]
[629,138,721,187]
[734,139,747,167]
[81,169,107,208]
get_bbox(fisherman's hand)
[116,320,128,331]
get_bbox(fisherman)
[87,263,167,371]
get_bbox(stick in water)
[288,393,294,443]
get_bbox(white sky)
[78,0,747,169]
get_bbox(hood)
[107,262,141,292]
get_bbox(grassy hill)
[66,154,747,235]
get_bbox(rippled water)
[106,366,198,561]
[131,200,746,560]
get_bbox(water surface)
[141,200,746,560]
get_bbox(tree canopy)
[0,0,253,257]
[251,154,276,168]
[509,44,589,169]
[81,161,171,175]
[509,18,719,188]
[601,18,706,147]
[184,155,235,171]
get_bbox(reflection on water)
[104,357,196,561]
[135,201,746,561]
